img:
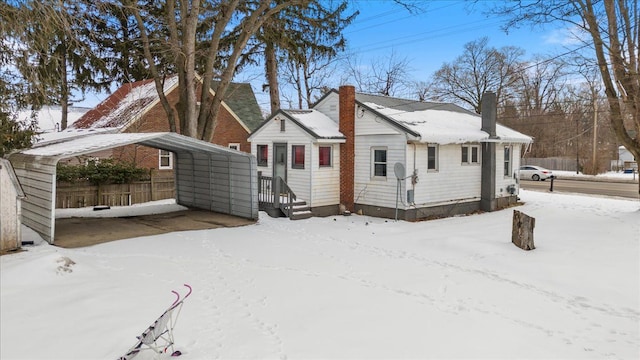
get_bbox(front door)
[274,143,287,182]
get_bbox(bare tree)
[428,37,524,113]
[490,0,640,197]
[120,0,310,141]
[342,50,413,96]
[516,56,567,119]
[281,53,338,109]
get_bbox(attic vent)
[330,104,337,112]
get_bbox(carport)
[8,132,258,244]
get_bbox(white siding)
[354,133,407,209]
[313,93,340,123]
[409,143,482,206]
[251,115,311,180]
[6,156,57,243]
[250,115,314,202]
[496,143,522,197]
[310,143,340,207]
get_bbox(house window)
[504,146,512,176]
[228,143,240,151]
[319,146,332,167]
[427,145,438,171]
[257,145,268,167]
[462,145,480,164]
[292,145,305,169]
[280,119,286,132]
[372,148,387,177]
[159,149,173,170]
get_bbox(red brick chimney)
[339,85,356,212]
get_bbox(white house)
[0,158,25,252]
[616,145,637,171]
[249,86,532,221]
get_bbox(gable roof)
[211,82,264,131]
[72,76,179,130]
[249,109,345,142]
[72,76,263,134]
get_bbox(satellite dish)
[394,162,405,179]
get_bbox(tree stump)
[512,210,535,250]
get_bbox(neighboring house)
[0,158,25,252]
[249,86,532,221]
[615,145,638,171]
[70,75,263,172]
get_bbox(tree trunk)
[512,210,535,250]
[265,40,280,114]
[60,44,68,131]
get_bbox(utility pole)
[576,117,580,174]
[592,96,598,170]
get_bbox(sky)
[2,188,638,359]
[77,0,575,112]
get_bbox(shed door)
[274,143,287,182]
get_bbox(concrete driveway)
[54,209,256,248]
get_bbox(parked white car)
[519,165,554,181]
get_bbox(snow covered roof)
[71,76,179,130]
[283,109,345,139]
[33,128,119,148]
[16,106,91,132]
[362,102,532,144]
[250,109,345,142]
[21,132,247,161]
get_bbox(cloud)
[543,26,588,46]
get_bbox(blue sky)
[78,1,573,109]
[340,0,569,80]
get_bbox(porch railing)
[258,172,297,215]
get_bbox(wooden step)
[280,201,312,220]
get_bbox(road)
[520,178,639,199]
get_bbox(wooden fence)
[56,177,175,208]
[521,157,578,172]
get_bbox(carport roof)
[20,132,246,162]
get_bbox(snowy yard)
[1,190,638,359]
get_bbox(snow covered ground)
[554,170,639,182]
[1,190,639,359]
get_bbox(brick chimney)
[339,85,356,212]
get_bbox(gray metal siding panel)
[10,160,55,243]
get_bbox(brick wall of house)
[110,84,252,173]
[339,85,356,211]
[212,105,251,153]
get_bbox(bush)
[57,159,149,185]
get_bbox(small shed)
[8,132,258,244]
[0,158,26,252]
